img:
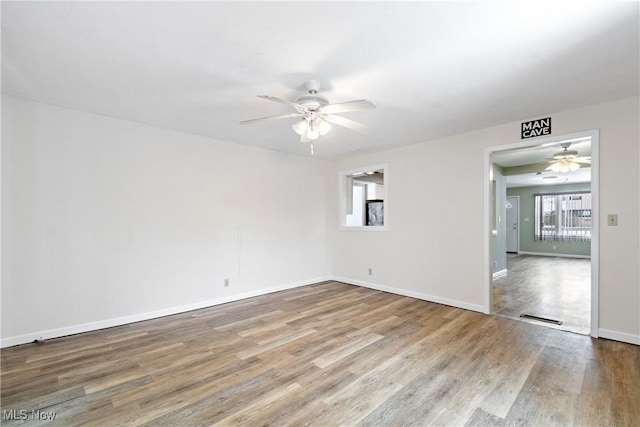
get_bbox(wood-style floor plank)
[2,281,639,426]
[493,254,591,334]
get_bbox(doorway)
[483,130,599,337]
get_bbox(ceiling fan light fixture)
[316,117,331,136]
[548,158,581,173]
[293,117,329,140]
[306,122,320,140]
[549,162,562,173]
[291,118,308,135]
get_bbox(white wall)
[332,97,640,344]
[3,96,638,347]
[1,96,332,346]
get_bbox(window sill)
[339,226,388,232]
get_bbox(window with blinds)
[534,192,591,242]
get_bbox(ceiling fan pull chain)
[310,142,314,155]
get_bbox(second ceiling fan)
[546,142,591,173]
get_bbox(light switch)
[607,214,618,226]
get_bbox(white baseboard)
[493,269,507,279]
[332,276,485,313]
[0,276,331,348]
[598,328,640,345]
[518,251,590,259]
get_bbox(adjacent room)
[2,2,639,425]
[491,137,593,335]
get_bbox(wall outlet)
[368,268,372,275]
[607,214,618,226]
[224,278,229,287]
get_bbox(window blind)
[534,192,591,242]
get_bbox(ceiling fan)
[546,142,591,173]
[240,80,375,154]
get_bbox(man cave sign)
[521,117,551,139]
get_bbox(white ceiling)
[2,1,638,160]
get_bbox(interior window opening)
[340,165,387,230]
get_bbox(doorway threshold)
[495,313,589,335]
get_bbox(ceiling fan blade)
[257,95,309,113]
[319,99,376,114]
[324,114,370,133]
[240,112,303,125]
[547,156,591,164]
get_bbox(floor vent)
[520,314,563,325]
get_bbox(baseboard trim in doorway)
[518,251,591,259]
[493,269,507,279]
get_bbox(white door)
[506,196,519,253]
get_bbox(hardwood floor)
[493,254,591,335]
[2,281,639,426]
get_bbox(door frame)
[483,129,599,338]
[506,195,520,253]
